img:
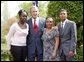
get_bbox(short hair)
[60,9,67,13]
[18,9,28,16]
[30,6,39,12]
[46,16,53,21]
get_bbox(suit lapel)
[38,19,40,31]
[38,18,42,31]
[58,23,63,35]
[62,20,69,35]
[29,18,34,32]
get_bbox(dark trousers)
[10,45,27,61]
[28,48,43,61]
[60,50,74,61]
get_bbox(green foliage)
[77,25,83,48]
[47,1,83,46]
[19,1,32,18]
[73,45,83,61]
[1,50,13,61]
[1,43,13,61]
[19,1,49,18]
[38,1,49,17]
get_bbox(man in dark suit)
[58,9,77,61]
[26,6,45,61]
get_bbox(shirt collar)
[32,17,39,26]
[32,17,39,21]
[61,19,68,25]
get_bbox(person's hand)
[68,51,75,57]
[51,50,57,59]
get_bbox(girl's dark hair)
[46,16,54,20]
[18,9,28,16]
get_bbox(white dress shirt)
[61,19,68,28]
[32,17,39,27]
[6,22,29,50]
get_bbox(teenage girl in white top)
[7,9,29,61]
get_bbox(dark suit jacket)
[58,19,77,56]
[26,17,45,56]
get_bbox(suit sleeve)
[26,20,30,45]
[70,22,77,54]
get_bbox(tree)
[19,1,49,18]
[38,1,49,17]
[18,1,32,19]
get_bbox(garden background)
[1,1,83,61]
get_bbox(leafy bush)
[1,50,13,61]
[73,45,83,61]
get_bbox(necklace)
[18,22,27,29]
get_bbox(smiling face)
[59,9,67,21]
[19,11,27,23]
[46,17,54,29]
[30,6,39,19]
